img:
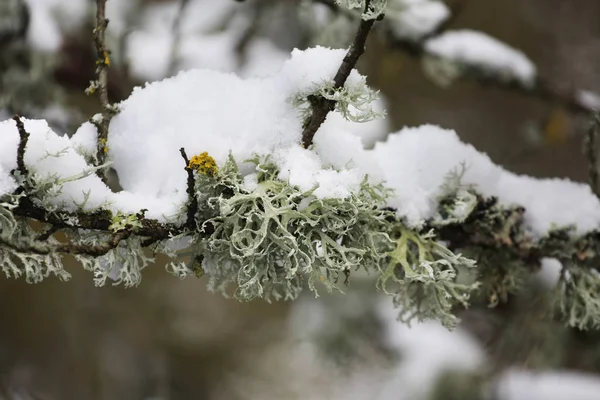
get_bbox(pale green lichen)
[1,194,71,283]
[109,211,143,232]
[75,236,153,287]
[193,155,394,302]
[335,0,387,20]
[293,79,384,124]
[378,226,478,328]
[556,265,600,330]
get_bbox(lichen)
[293,79,383,124]
[192,155,394,302]
[188,152,218,177]
[378,225,478,328]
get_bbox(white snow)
[121,0,287,82]
[281,296,484,400]
[577,90,600,111]
[534,258,563,288]
[0,119,112,211]
[75,47,367,220]
[497,369,600,400]
[424,30,537,86]
[376,300,484,399]
[386,0,450,41]
[23,0,87,52]
[372,125,600,235]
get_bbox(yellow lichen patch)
[103,51,110,67]
[188,152,218,176]
[99,138,108,153]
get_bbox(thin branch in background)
[92,0,115,180]
[389,39,595,116]
[585,113,600,200]
[167,0,190,76]
[234,0,267,68]
[301,0,382,148]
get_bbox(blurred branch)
[302,0,383,148]
[167,0,190,76]
[585,113,600,200]
[383,13,595,115]
[92,0,116,181]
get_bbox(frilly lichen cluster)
[379,227,478,328]
[293,79,383,123]
[190,155,395,301]
[335,0,388,20]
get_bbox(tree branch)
[179,147,198,230]
[92,0,115,180]
[432,195,600,273]
[11,115,29,179]
[585,113,600,200]
[301,0,383,148]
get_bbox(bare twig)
[301,0,382,148]
[92,0,115,178]
[11,115,29,179]
[585,113,600,200]
[179,147,199,229]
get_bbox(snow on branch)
[301,0,384,148]
[3,0,600,331]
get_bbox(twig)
[11,115,29,178]
[179,148,199,229]
[92,0,114,179]
[167,0,190,76]
[301,0,382,148]
[585,113,600,200]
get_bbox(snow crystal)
[373,125,600,235]
[387,0,450,41]
[424,30,537,86]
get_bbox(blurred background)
[1,0,600,398]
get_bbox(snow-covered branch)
[2,0,600,334]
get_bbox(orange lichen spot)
[188,152,218,176]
